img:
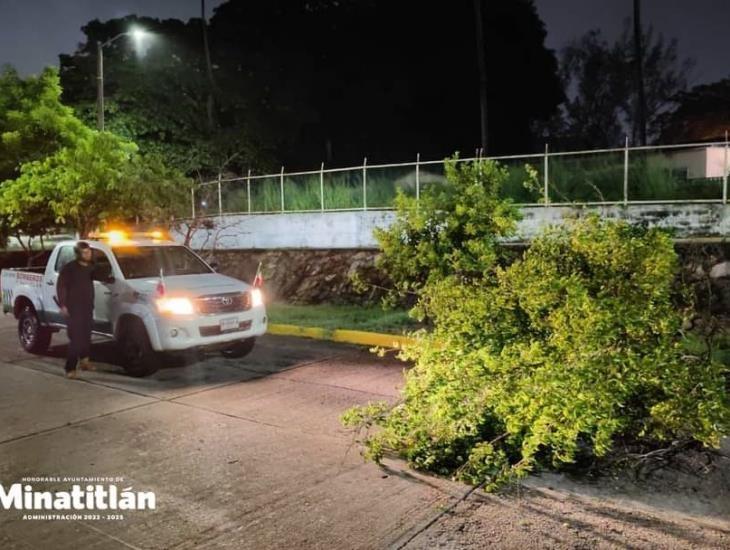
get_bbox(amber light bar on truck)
[89,229,172,245]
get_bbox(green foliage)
[234,174,407,213]
[344,215,730,490]
[2,132,189,236]
[0,162,58,241]
[547,153,721,203]
[120,152,192,225]
[0,66,190,238]
[373,157,525,308]
[0,66,87,181]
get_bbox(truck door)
[42,245,75,325]
[92,248,117,335]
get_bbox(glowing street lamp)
[96,27,152,131]
[130,27,148,42]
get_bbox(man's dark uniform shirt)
[57,259,96,372]
[57,260,95,314]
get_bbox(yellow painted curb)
[268,323,415,349]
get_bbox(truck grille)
[195,292,251,315]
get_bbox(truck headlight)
[251,288,263,307]
[156,297,194,315]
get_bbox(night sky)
[1,0,729,86]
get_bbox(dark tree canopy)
[660,79,730,143]
[542,25,692,150]
[59,15,272,177]
[208,0,563,165]
[59,0,563,174]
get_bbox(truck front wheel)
[119,318,159,377]
[18,306,52,354]
[221,337,256,359]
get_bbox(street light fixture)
[96,27,152,131]
[130,27,148,42]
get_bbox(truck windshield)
[112,246,213,279]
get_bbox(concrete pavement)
[2,314,728,549]
[0,315,463,549]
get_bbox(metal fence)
[192,139,730,218]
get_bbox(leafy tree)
[0,66,86,253]
[0,65,190,242]
[121,153,192,225]
[2,132,190,237]
[550,31,629,149]
[0,66,87,182]
[622,25,693,144]
[373,157,523,307]
[345,208,729,490]
[0,169,58,258]
[543,26,692,148]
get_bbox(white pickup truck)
[1,232,267,376]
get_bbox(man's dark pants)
[65,305,93,373]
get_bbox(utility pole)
[633,0,647,145]
[96,41,104,130]
[473,0,488,154]
[201,0,216,130]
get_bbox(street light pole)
[96,41,105,131]
[95,28,150,132]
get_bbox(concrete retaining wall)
[176,210,394,250]
[175,203,730,250]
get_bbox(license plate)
[220,317,238,332]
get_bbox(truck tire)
[18,306,52,354]
[119,318,159,377]
[221,337,256,359]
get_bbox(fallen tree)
[344,158,730,490]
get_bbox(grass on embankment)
[266,303,419,334]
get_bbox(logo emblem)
[221,297,233,306]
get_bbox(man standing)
[57,241,96,379]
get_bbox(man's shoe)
[66,369,78,379]
[79,358,95,371]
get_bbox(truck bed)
[1,268,45,314]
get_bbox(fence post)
[280,166,285,212]
[363,157,368,211]
[191,186,196,219]
[320,162,325,212]
[542,143,550,207]
[217,174,223,216]
[623,136,629,206]
[246,169,252,214]
[722,130,728,204]
[415,153,420,204]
